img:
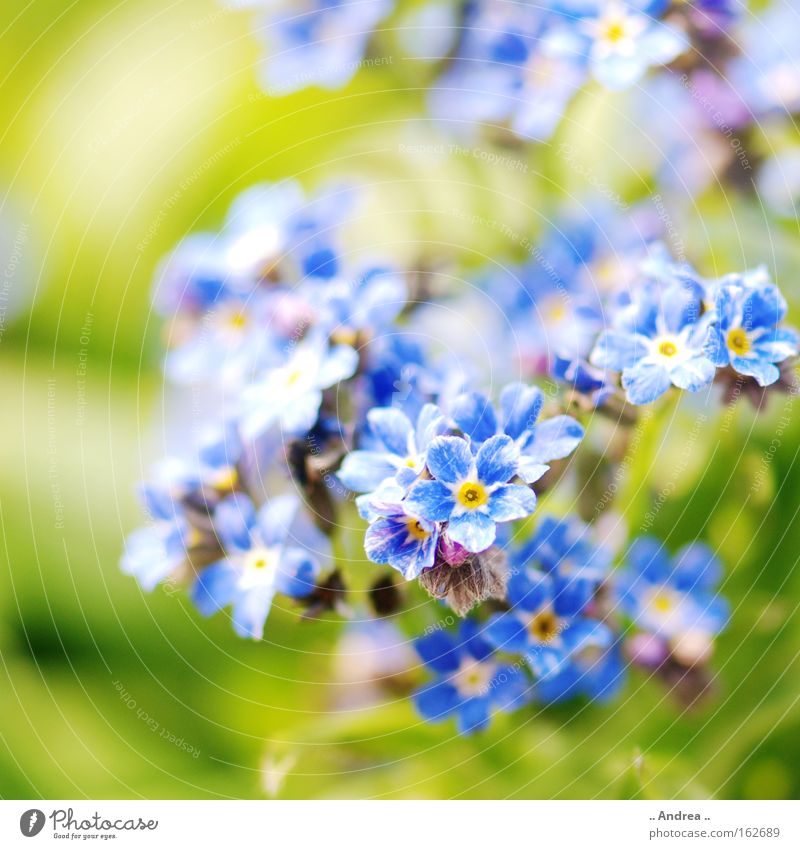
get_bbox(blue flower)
[532,631,625,703]
[429,2,584,142]
[451,382,584,484]
[615,537,729,646]
[192,492,325,640]
[404,433,537,553]
[121,423,245,591]
[413,620,531,734]
[164,292,282,386]
[546,0,688,90]
[727,1,800,120]
[590,279,716,404]
[337,403,446,495]
[364,501,440,579]
[484,564,614,679]
[239,334,358,438]
[514,514,613,611]
[309,266,407,342]
[703,279,798,387]
[121,519,193,593]
[253,0,395,95]
[553,353,615,405]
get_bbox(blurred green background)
[1,0,800,799]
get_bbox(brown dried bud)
[418,545,509,617]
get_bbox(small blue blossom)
[239,333,358,438]
[590,278,716,404]
[485,564,614,679]
[338,403,446,495]
[703,278,799,387]
[615,537,729,645]
[413,620,531,734]
[121,519,193,593]
[531,630,625,703]
[553,353,615,405]
[364,501,440,579]
[727,2,800,120]
[310,266,407,342]
[121,424,244,591]
[450,382,584,484]
[192,492,325,639]
[429,1,584,142]
[515,514,612,611]
[404,433,537,553]
[251,0,395,95]
[546,0,688,90]
[164,291,282,386]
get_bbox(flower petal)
[404,480,455,522]
[673,543,721,593]
[413,680,460,721]
[232,584,276,640]
[668,356,716,393]
[476,433,518,486]
[525,415,584,464]
[367,407,413,457]
[214,493,256,552]
[275,547,320,598]
[703,324,730,367]
[451,391,498,443]
[425,435,473,484]
[485,612,531,653]
[456,697,491,734]
[622,360,672,405]
[447,511,496,553]
[415,630,461,673]
[487,484,536,522]
[500,382,543,441]
[257,494,299,548]
[590,330,649,371]
[317,344,359,388]
[731,355,779,386]
[753,327,799,362]
[192,560,240,616]
[365,515,437,579]
[337,450,398,493]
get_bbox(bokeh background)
[1,0,800,799]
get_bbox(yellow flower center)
[332,327,358,347]
[653,593,673,613]
[245,548,274,572]
[657,339,679,357]
[456,481,488,510]
[285,368,304,387]
[604,20,628,43]
[228,312,247,330]
[529,609,559,642]
[727,327,750,355]
[406,518,430,541]
[213,466,239,491]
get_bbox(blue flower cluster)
[412,516,626,733]
[231,0,396,94]
[589,250,799,404]
[430,0,690,141]
[617,537,728,669]
[340,384,584,582]
[123,173,772,732]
